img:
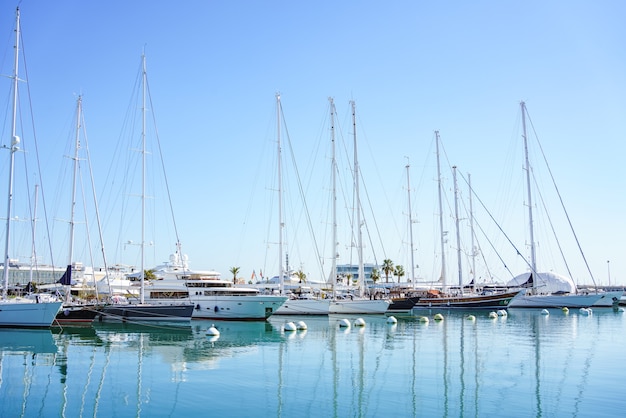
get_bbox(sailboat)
[54,96,102,324]
[271,94,328,315]
[99,54,193,322]
[328,100,389,314]
[411,132,520,310]
[0,8,62,327]
[506,102,620,308]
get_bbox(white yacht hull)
[190,295,287,320]
[329,299,390,314]
[0,300,62,327]
[273,298,331,315]
[508,293,605,308]
[591,291,623,307]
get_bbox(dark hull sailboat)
[98,303,194,322]
[55,304,101,324]
[411,290,521,310]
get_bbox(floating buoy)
[562,307,569,314]
[296,320,308,330]
[206,324,220,337]
[488,311,498,319]
[386,316,398,324]
[466,314,476,321]
[418,316,429,323]
[497,309,507,316]
[338,318,351,328]
[284,321,297,331]
[353,317,366,327]
[541,309,550,315]
[433,313,444,321]
[617,307,625,313]
[579,308,592,316]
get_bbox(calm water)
[1,308,624,418]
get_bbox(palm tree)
[295,269,307,284]
[144,269,156,281]
[371,267,380,284]
[382,259,394,283]
[229,266,240,284]
[394,265,405,284]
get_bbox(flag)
[57,265,72,286]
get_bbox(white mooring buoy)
[353,317,366,327]
[206,324,220,337]
[284,321,297,331]
[338,318,351,328]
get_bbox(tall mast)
[352,101,364,296]
[521,101,537,282]
[406,158,415,283]
[276,93,284,295]
[435,131,446,291]
[329,97,337,299]
[452,166,463,292]
[140,53,147,304]
[3,8,21,299]
[62,96,82,302]
[468,173,476,291]
[69,98,82,268]
[29,185,39,284]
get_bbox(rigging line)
[457,170,537,276]
[359,167,383,266]
[82,105,112,285]
[529,168,574,281]
[457,172,516,280]
[455,172,499,282]
[20,31,58,272]
[280,101,325,278]
[526,113,597,287]
[145,76,182,250]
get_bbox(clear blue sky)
[1,1,625,286]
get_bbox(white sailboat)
[100,54,193,322]
[328,100,389,314]
[507,101,620,308]
[0,8,62,327]
[272,94,329,315]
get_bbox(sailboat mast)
[452,166,463,292]
[329,97,337,299]
[29,185,39,284]
[468,173,476,291]
[140,54,147,304]
[69,98,82,270]
[276,93,284,295]
[435,131,447,291]
[352,101,365,296]
[406,158,415,282]
[521,101,537,278]
[3,8,21,299]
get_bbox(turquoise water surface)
[1,308,624,417]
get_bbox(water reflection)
[0,309,623,417]
[0,329,58,354]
